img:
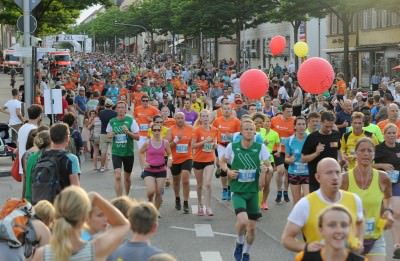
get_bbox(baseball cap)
[105,98,113,107]
[78,86,85,91]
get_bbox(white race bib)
[139,124,149,131]
[388,170,399,183]
[176,144,188,153]
[202,142,214,152]
[238,169,256,183]
[221,133,232,143]
[293,162,307,174]
[115,134,127,144]
[364,218,375,236]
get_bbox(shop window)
[256,39,260,58]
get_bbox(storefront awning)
[168,39,184,48]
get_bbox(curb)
[0,170,10,177]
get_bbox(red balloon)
[240,69,269,99]
[269,35,286,56]
[297,57,334,94]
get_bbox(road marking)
[194,224,214,237]
[189,178,196,186]
[189,191,197,198]
[170,226,236,238]
[200,251,223,261]
[191,205,198,214]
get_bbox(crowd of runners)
[1,52,400,261]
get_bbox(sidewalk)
[0,157,12,177]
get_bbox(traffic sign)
[14,0,41,11]
[14,47,32,58]
[16,15,37,33]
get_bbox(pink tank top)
[145,139,166,172]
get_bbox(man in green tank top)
[220,120,272,261]
[107,101,139,196]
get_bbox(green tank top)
[348,168,384,239]
[109,116,134,157]
[229,141,261,193]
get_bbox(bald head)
[316,158,342,193]
[316,158,340,174]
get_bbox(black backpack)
[31,150,68,205]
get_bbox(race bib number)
[202,142,214,152]
[176,144,188,153]
[185,121,192,125]
[139,124,149,131]
[293,162,307,174]
[221,133,232,143]
[388,170,399,183]
[238,169,256,183]
[115,134,127,144]
[364,218,375,236]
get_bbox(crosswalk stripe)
[191,205,198,214]
[195,224,214,237]
[189,191,198,198]
[189,178,196,186]
[200,251,223,261]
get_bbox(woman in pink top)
[139,124,172,210]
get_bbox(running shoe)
[283,191,290,202]
[222,190,228,200]
[197,206,204,216]
[141,171,145,179]
[183,201,189,214]
[206,208,214,216]
[226,190,232,201]
[100,167,105,173]
[261,201,269,210]
[215,168,221,178]
[242,253,250,261]
[175,199,181,210]
[275,191,282,204]
[234,242,243,261]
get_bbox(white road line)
[191,205,198,214]
[170,226,236,238]
[189,191,198,198]
[200,251,223,261]
[194,224,214,237]
[189,178,196,186]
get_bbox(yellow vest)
[348,169,384,239]
[303,190,358,243]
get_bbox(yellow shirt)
[147,126,169,139]
[340,131,379,169]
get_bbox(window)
[363,9,372,29]
[256,39,260,58]
[371,8,377,29]
[331,14,338,35]
[381,9,388,28]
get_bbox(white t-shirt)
[278,86,290,101]
[17,123,37,174]
[224,142,270,164]
[4,99,22,125]
[231,78,241,94]
[287,189,363,227]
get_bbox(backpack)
[31,150,68,205]
[66,128,82,156]
[0,198,37,258]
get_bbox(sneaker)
[226,190,232,201]
[283,191,290,203]
[206,208,214,216]
[215,168,221,178]
[275,191,282,204]
[234,242,243,261]
[197,206,204,216]
[242,253,250,261]
[183,201,189,214]
[100,167,105,173]
[261,201,269,210]
[141,171,145,179]
[165,180,170,187]
[222,190,228,200]
[175,199,181,210]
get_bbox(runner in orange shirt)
[271,103,295,204]
[161,106,176,128]
[166,112,193,214]
[133,94,160,152]
[198,75,209,93]
[192,110,218,216]
[377,103,400,138]
[212,104,241,200]
[132,85,145,109]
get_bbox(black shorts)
[171,159,193,176]
[193,161,214,170]
[273,152,285,166]
[112,155,134,173]
[288,174,309,185]
[143,170,167,178]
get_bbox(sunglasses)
[142,100,149,102]
[152,129,161,132]
[154,121,163,124]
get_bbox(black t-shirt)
[374,142,400,170]
[335,111,351,137]
[302,130,341,190]
[99,109,117,134]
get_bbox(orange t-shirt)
[193,126,217,162]
[198,80,209,92]
[170,125,193,164]
[164,118,176,128]
[212,116,241,145]
[132,92,145,108]
[119,87,129,100]
[377,119,400,138]
[337,79,346,95]
[63,81,76,91]
[92,83,104,95]
[271,115,295,151]
[134,105,160,136]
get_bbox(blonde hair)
[34,130,51,150]
[51,186,91,261]
[149,253,177,261]
[111,196,136,218]
[318,204,352,228]
[33,200,55,228]
[383,122,398,134]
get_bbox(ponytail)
[50,217,74,261]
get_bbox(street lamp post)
[114,21,150,57]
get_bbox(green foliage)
[0,0,112,36]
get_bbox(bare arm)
[281,222,306,252]
[91,192,130,259]
[69,174,80,186]
[139,142,149,168]
[340,172,349,190]
[16,107,24,122]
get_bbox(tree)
[0,0,111,35]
